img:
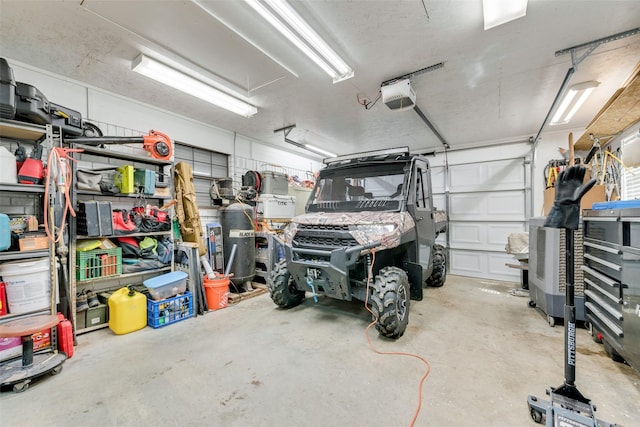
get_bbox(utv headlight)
[352,224,397,234]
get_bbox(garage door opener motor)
[527,166,615,427]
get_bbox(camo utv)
[269,148,447,338]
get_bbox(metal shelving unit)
[0,119,58,340]
[67,142,174,335]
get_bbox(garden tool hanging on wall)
[66,129,173,161]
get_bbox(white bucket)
[0,146,17,184]
[0,258,50,314]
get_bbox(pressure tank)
[220,202,255,288]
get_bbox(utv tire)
[425,244,446,288]
[371,267,409,339]
[269,260,305,308]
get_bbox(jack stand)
[527,231,616,427]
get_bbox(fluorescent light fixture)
[304,144,336,158]
[550,81,600,126]
[245,0,354,83]
[483,0,528,30]
[132,54,258,118]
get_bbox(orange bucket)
[203,277,230,311]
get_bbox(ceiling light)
[549,81,600,126]
[131,54,258,118]
[245,0,354,83]
[304,144,336,158]
[483,0,528,30]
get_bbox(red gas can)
[56,313,74,358]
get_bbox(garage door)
[431,155,528,282]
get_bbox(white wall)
[531,127,587,216]
[6,57,590,218]
[6,58,322,172]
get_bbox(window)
[174,143,229,207]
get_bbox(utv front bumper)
[283,241,380,301]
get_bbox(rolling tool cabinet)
[583,207,640,371]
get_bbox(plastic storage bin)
[77,201,113,237]
[76,247,122,281]
[260,171,288,195]
[0,258,50,314]
[143,271,188,301]
[147,291,193,328]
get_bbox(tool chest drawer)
[584,250,622,281]
[582,265,621,301]
[583,216,621,246]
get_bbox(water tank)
[220,202,255,287]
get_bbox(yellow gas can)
[108,286,147,334]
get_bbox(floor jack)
[527,229,616,426]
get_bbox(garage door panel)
[437,151,526,282]
[449,222,525,252]
[488,253,521,281]
[450,223,482,245]
[487,192,525,217]
[449,167,482,192]
[449,159,524,192]
[450,194,483,215]
[450,190,524,221]
[450,249,520,282]
[431,166,446,193]
[433,194,446,211]
[450,250,484,275]
[486,161,523,190]
[487,223,526,247]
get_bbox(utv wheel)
[425,244,446,288]
[371,267,409,339]
[269,260,305,308]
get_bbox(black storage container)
[15,82,51,125]
[0,58,16,119]
[49,102,82,136]
[77,201,113,237]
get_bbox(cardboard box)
[0,328,51,362]
[18,233,48,251]
[542,184,607,216]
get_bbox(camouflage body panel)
[433,210,448,234]
[286,211,415,251]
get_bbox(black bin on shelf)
[77,201,113,237]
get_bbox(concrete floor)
[1,274,639,426]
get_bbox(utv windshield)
[307,163,407,213]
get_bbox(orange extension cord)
[44,147,82,243]
[364,249,432,427]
